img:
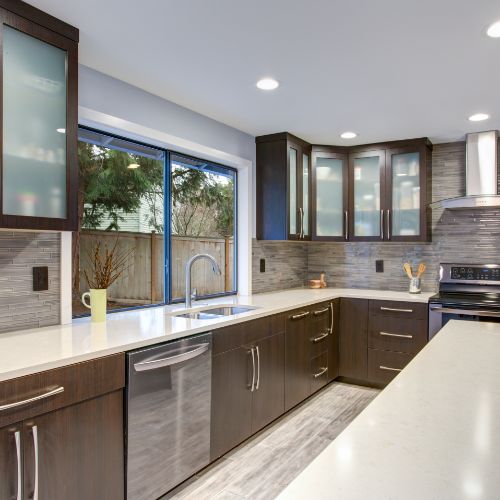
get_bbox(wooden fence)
[79,230,234,303]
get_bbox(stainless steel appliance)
[126,333,212,500]
[429,263,500,338]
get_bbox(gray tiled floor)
[162,382,379,500]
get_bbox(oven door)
[428,304,500,339]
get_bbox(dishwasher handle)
[134,343,210,372]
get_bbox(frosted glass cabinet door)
[302,153,309,238]
[390,151,420,237]
[314,156,345,238]
[351,151,384,239]
[2,25,67,219]
[289,147,298,236]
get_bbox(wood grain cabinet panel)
[368,316,427,354]
[0,423,22,500]
[367,349,415,385]
[369,300,428,320]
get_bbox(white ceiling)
[29,0,500,144]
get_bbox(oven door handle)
[429,306,500,318]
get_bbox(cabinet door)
[349,150,386,241]
[339,298,368,380]
[328,299,340,382]
[23,391,124,500]
[386,145,427,241]
[288,141,311,241]
[312,151,348,241]
[251,332,285,433]
[0,423,22,500]
[0,10,77,231]
[285,311,311,411]
[211,346,253,460]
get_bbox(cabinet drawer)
[310,329,331,358]
[311,351,329,393]
[367,349,414,385]
[369,300,427,320]
[0,354,125,427]
[368,316,427,354]
[309,302,331,331]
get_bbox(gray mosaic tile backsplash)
[254,141,500,294]
[0,232,60,333]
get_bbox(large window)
[73,127,237,316]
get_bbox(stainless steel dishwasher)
[126,333,212,500]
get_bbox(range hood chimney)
[431,130,500,209]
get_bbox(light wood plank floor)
[162,382,379,500]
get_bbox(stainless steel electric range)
[429,263,500,338]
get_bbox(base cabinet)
[0,423,21,500]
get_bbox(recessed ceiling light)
[468,113,490,122]
[256,78,279,90]
[56,128,66,134]
[340,131,357,139]
[127,163,140,169]
[487,20,500,38]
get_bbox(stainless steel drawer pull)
[380,306,413,313]
[313,307,329,316]
[249,347,256,392]
[290,311,310,320]
[255,346,261,390]
[32,425,39,500]
[15,431,21,500]
[380,331,413,339]
[313,367,328,378]
[0,386,64,412]
[134,343,209,371]
[311,332,329,343]
[329,302,334,334]
[379,365,402,372]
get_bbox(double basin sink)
[174,305,257,320]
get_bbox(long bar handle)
[379,365,402,373]
[32,426,39,500]
[429,306,500,317]
[298,207,304,239]
[313,307,329,316]
[313,367,328,378]
[380,210,384,240]
[290,311,310,320]
[380,306,413,313]
[134,343,209,371]
[380,331,413,339]
[329,302,334,334]
[344,211,348,240]
[15,431,21,500]
[249,347,256,392]
[386,209,391,240]
[255,346,261,390]
[311,331,329,343]
[0,386,64,412]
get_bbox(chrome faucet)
[185,254,222,308]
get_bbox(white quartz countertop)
[0,287,432,382]
[278,320,500,500]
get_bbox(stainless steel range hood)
[431,130,500,209]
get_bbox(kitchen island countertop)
[0,287,432,382]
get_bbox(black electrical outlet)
[375,260,384,273]
[33,266,49,291]
[260,258,266,272]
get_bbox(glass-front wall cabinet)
[288,142,310,240]
[312,151,347,240]
[349,150,385,240]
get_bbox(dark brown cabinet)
[339,298,369,380]
[259,134,432,242]
[256,133,311,240]
[211,315,286,459]
[0,1,78,231]
[0,354,125,500]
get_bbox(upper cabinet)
[0,2,78,231]
[256,133,311,240]
[257,134,432,242]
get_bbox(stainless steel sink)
[174,306,256,320]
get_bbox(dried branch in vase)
[83,239,134,290]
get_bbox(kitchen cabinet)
[256,133,311,240]
[0,354,124,500]
[0,1,78,231]
[211,315,286,459]
[339,298,368,380]
[257,134,432,242]
[311,147,348,241]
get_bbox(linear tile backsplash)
[0,232,60,333]
[254,141,500,294]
